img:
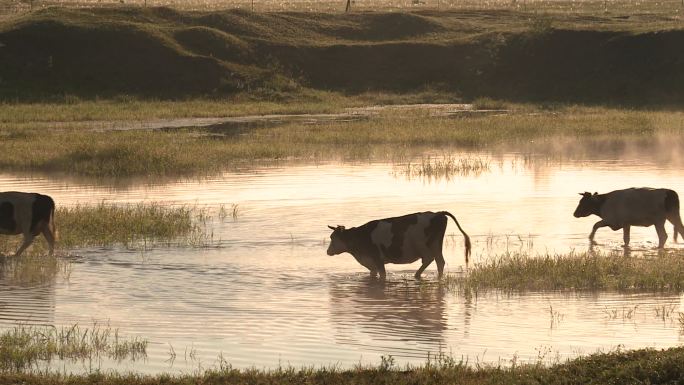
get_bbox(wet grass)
[400,155,491,180]
[0,91,460,123]
[1,105,682,177]
[0,202,208,255]
[448,250,684,293]
[1,346,684,384]
[0,323,147,372]
[55,202,203,248]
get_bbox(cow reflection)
[329,276,450,354]
[0,256,59,324]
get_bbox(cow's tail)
[665,190,684,242]
[440,211,471,264]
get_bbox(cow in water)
[327,211,471,279]
[0,192,56,257]
[573,188,684,248]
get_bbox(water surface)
[1,144,684,373]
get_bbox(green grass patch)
[1,346,684,384]
[0,91,463,123]
[0,105,681,177]
[399,155,491,180]
[448,250,684,292]
[0,202,207,255]
[55,202,203,248]
[0,323,147,372]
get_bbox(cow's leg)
[14,233,34,257]
[655,221,668,248]
[414,257,433,279]
[35,222,55,256]
[42,226,55,256]
[435,253,446,278]
[622,225,631,247]
[666,213,684,243]
[589,220,608,244]
[368,269,378,278]
[376,263,386,280]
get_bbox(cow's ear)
[580,192,591,197]
[328,225,336,230]
[593,192,598,195]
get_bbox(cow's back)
[31,194,55,234]
[601,188,669,226]
[372,211,447,264]
[0,192,37,234]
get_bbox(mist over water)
[2,136,684,374]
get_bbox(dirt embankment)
[0,7,682,105]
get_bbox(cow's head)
[573,192,600,218]
[327,225,348,256]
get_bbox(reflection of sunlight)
[1,137,684,372]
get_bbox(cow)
[326,211,471,279]
[0,192,56,257]
[573,188,684,248]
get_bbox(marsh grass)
[0,202,209,256]
[0,323,147,372]
[56,202,203,248]
[447,250,684,293]
[603,305,637,320]
[1,106,681,177]
[0,91,459,124]
[654,304,678,321]
[3,346,684,384]
[401,155,491,180]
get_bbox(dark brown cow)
[327,211,471,279]
[0,192,56,257]
[573,187,684,248]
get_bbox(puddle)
[1,140,684,373]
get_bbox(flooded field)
[1,144,684,374]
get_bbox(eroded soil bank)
[1,7,682,104]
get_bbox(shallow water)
[1,145,684,374]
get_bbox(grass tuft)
[400,155,491,180]
[0,202,209,256]
[0,323,147,372]
[447,250,684,293]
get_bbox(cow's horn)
[328,225,336,230]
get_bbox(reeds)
[400,155,491,180]
[2,345,684,384]
[2,105,680,177]
[0,323,147,372]
[55,202,203,248]
[447,250,684,292]
[0,202,208,256]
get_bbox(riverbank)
[2,345,684,384]
[0,104,681,177]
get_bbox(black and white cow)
[327,211,471,279]
[573,188,684,248]
[0,192,56,257]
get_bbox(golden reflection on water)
[1,139,684,372]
